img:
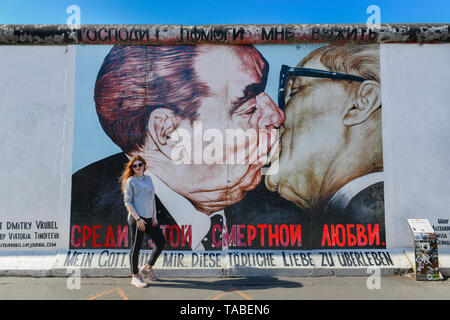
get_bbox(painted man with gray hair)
[265,45,385,246]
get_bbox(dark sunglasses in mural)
[278,64,368,110]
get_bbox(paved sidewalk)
[0,275,448,300]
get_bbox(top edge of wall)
[0,24,448,45]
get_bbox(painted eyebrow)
[288,76,313,95]
[289,75,306,87]
[229,82,265,114]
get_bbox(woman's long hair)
[119,155,147,194]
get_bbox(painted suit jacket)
[70,153,384,250]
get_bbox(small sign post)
[407,219,440,281]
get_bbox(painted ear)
[343,80,381,126]
[147,108,178,159]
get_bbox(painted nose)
[257,93,285,129]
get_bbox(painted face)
[175,46,284,212]
[266,57,356,209]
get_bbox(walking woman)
[120,155,166,288]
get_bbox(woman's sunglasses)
[132,162,144,168]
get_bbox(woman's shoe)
[131,274,147,288]
[140,266,158,281]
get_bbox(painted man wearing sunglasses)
[266,45,385,230]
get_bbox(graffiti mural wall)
[0,25,449,276]
[70,43,386,254]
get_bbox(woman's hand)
[137,219,147,231]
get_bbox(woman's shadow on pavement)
[149,276,303,291]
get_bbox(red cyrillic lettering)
[290,224,302,247]
[82,225,91,248]
[368,224,380,245]
[103,225,116,248]
[71,225,81,248]
[280,224,289,247]
[247,225,257,246]
[321,224,331,246]
[347,224,357,246]
[357,224,368,246]
[268,224,279,247]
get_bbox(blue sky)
[0,0,449,24]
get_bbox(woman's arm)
[151,198,158,226]
[126,204,140,221]
[124,178,146,231]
